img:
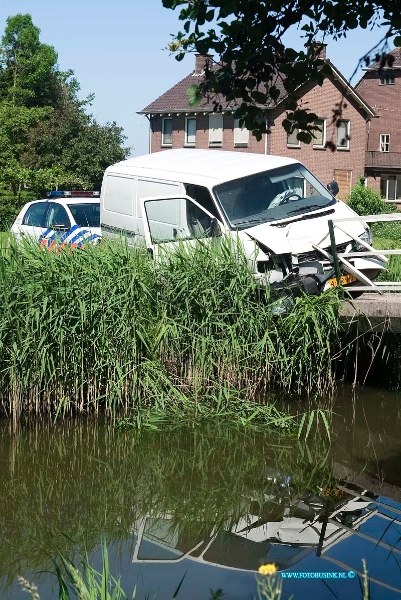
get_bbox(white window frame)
[313,119,326,148]
[209,114,223,147]
[234,118,249,147]
[162,118,173,146]
[337,120,350,150]
[381,175,401,200]
[380,73,395,85]
[380,134,390,152]
[287,128,301,148]
[185,117,197,147]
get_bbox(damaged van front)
[101,149,385,297]
[212,161,384,296]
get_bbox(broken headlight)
[353,228,373,251]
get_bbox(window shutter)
[337,121,349,148]
[234,118,249,146]
[334,169,352,200]
[287,128,300,146]
[209,114,223,145]
[313,119,325,146]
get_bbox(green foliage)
[54,540,132,600]
[163,0,399,138]
[347,177,396,216]
[0,14,58,107]
[0,189,36,230]
[0,238,342,417]
[117,390,297,433]
[348,178,401,251]
[0,13,129,217]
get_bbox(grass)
[0,236,343,418]
[0,231,10,255]
[116,387,297,432]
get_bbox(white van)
[100,149,384,295]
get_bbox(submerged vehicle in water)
[131,479,382,578]
[100,150,385,296]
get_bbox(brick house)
[139,48,375,200]
[356,48,401,201]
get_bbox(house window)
[287,128,300,147]
[162,118,173,146]
[337,120,350,150]
[234,118,249,147]
[381,175,401,200]
[313,119,326,147]
[380,73,395,85]
[209,114,223,147]
[380,134,390,152]
[185,117,197,146]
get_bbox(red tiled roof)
[139,69,287,114]
[140,71,214,113]
[139,60,375,118]
[366,47,401,70]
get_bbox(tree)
[0,14,58,107]
[163,0,401,141]
[24,113,129,190]
[0,13,130,227]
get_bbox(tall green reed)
[0,237,342,417]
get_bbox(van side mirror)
[327,181,339,197]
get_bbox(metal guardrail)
[317,214,401,293]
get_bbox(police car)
[11,191,101,248]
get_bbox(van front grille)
[297,242,350,263]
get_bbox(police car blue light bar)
[46,190,100,198]
[46,191,68,198]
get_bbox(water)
[1,385,401,599]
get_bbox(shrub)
[0,190,38,231]
[347,177,397,216]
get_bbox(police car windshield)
[68,203,100,228]
[213,164,335,230]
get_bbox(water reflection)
[1,386,401,599]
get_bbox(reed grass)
[0,237,342,417]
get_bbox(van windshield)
[213,164,336,230]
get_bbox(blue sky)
[0,0,393,157]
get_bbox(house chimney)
[307,43,327,60]
[194,54,212,75]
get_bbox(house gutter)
[264,117,268,155]
[145,115,152,154]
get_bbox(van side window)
[138,179,180,218]
[184,184,220,220]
